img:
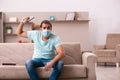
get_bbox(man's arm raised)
[16,17,29,38]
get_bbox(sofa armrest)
[115,44,120,61]
[82,52,97,80]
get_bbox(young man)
[16,17,65,80]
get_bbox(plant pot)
[7,29,12,34]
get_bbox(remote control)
[22,16,34,23]
[28,16,34,22]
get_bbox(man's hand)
[44,45,65,71]
[44,60,54,71]
[20,17,29,24]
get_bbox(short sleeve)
[27,31,37,40]
[54,36,62,48]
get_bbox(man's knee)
[25,59,34,68]
[56,60,64,70]
[58,60,64,66]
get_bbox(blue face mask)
[42,30,51,37]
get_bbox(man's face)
[41,23,52,31]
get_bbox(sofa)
[94,33,120,67]
[0,43,96,80]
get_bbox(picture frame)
[65,12,75,21]
[9,17,18,22]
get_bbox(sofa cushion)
[96,49,116,57]
[0,43,82,65]
[60,65,87,78]
[0,65,87,79]
[0,65,29,79]
[106,34,120,49]
[62,43,82,64]
[0,43,34,65]
[38,65,87,78]
[97,57,117,62]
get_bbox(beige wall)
[1,0,120,50]
[3,12,90,51]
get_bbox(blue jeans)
[25,58,64,80]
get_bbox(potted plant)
[5,26,12,34]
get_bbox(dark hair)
[40,20,52,28]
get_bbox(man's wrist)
[20,21,25,25]
[51,60,56,64]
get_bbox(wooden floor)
[96,66,120,80]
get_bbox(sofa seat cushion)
[97,57,117,62]
[60,65,87,78]
[0,64,87,79]
[0,65,29,79]
[37,64,87,78]
[96,49,116,57]
[0,65,52,79]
